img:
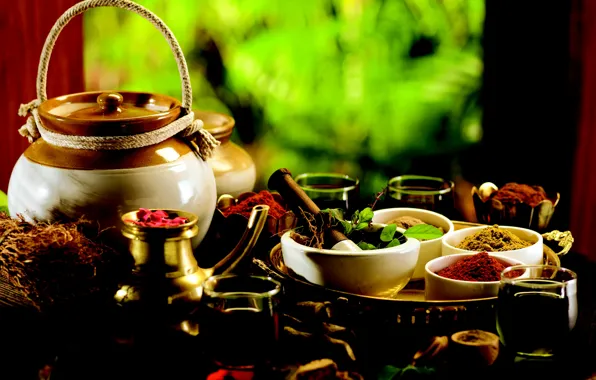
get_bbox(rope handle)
[17,0,220,157]
[37,0,192,108]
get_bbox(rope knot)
[181,118,204,138]
[18,99,42,143]
[183,118,220,160]
[194,128,220,160]
[18,117,41,143]
[18,99,41,117]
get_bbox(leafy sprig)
[321,207,401,250]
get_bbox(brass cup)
[117,210,204,306]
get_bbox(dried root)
[289,208,327,249]
[0,213,123,308]
[283,326,356,362]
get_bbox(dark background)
[465,0,578,231]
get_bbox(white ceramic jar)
[8,91,217,247]
[9,1,219,249]
[197,111,256,198]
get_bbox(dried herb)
[0,213,123,309]
[290,208,328,249]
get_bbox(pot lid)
[38,91,182,137]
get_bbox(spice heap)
[0,213,121,308]
[437,252,506,282]
[490,183,548,208]
[222,191,287,219]
[388,216,425,230]
[457,225,532,252]
[124,208,188,227]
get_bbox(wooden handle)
[268,168,322,216]
[268,168,350,244]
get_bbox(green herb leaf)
[351,210,360,224]
[359,207,374,224]
[355,221,369,230]
[404,224,444,241]
[386,238,401,248]
[357,241,377,250]
[377,365,436,380]
[320,208,344,221]
[376,365,402,380]
[380,224,397,242]
[340,220,353,236]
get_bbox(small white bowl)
[280,230,420,297]
[442,225,543,265]
[372,208,454,280]
[425,253,526,300]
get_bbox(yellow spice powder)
[456,225,532,252]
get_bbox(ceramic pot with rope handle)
[7,0,218,248]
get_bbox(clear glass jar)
[196,111,256,198]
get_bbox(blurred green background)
[84,0,484,197]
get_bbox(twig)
[369,185,388,211]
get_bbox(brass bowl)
[471,182,560,231]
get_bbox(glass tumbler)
[496,265,578,358]
[385,175,455,218]
[199,275,281,369]
[294,172,360,218]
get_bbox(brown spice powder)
[491,183,548,208]
[456,225,532,252]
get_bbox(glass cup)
[294,172,360,218]
[496,265,578,358]
[385,175,455,218]
[199,275,281,369]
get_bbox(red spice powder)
[490,183,548,208]
[221,190,287,219]
[437,252,507,282]
[125,208,188,227]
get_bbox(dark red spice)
[437,252,507,282]
[125,208,188,227]
[222,191,287,219]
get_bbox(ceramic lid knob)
[97,92,124,113]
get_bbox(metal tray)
[264,243,497,306]
[253,245,497,340]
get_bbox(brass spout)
[210,205,270,276]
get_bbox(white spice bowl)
[441,225,543,265]
[280,229,420,297]
[425,253,525,301]
[372,208,454,280]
